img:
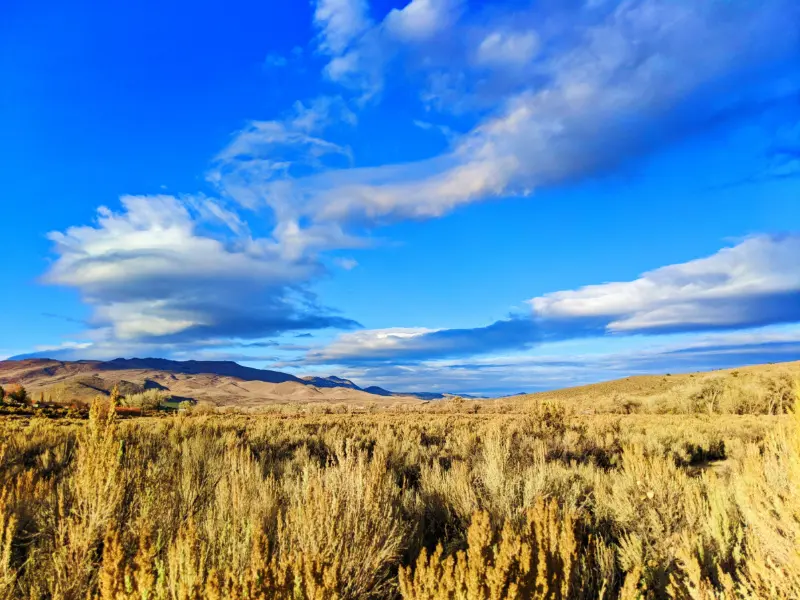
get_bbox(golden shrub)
[0,381,797,598]
[399,500,606,600]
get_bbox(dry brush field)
[0,366,799,599]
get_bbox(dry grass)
[0,371,798,598]
[513,362,800,416]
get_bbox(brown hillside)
[0,359,423,408]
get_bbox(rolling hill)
[503,360,800,414]
[0,358,452,407]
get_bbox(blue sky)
[2,0,799,394]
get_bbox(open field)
[0,363,798,599]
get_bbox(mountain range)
[0,358,461,407]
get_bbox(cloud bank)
[324,327,800,395]
[300,235,800,365]
[45,195,357,345]
[532,235,800,334]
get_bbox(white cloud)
[45,195,356,343]
[210,110,367,260]
[530,235,800,333]
[384,0,462,42]
[312,0,385,97]
[292,236,800,367]
[312,0,464,98]
[334,257,358,270]
[475,30,538,68]
[47,196,304,292]
[213,120,349,169]
[30,341,93,353]
[298,317,543,364]
[322,325,800,395]
[220,0,797,243]
[42,94,367,353]
[209,117,352,217]
[412,119,456,141]
[290,95,357,132]
[313,0,372,57]
[312,327,436,360]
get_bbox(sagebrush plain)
[0,363,799,599]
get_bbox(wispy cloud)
[301,319,538,365]
[475,30,539,68]
[312,0,381,97]
[219,0,798,250]
[314,0,372,57]
[334,257,358,270]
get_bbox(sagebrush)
[0,380,797,599]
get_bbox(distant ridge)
[363,386,457,400]
[363,385,393,396]
[302,375,361,390]
[0,358,459,405]
[101,357,302,384]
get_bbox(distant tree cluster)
[0,382,172,414]
[0,383,29,404]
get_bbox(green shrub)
[123,389,168,411]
